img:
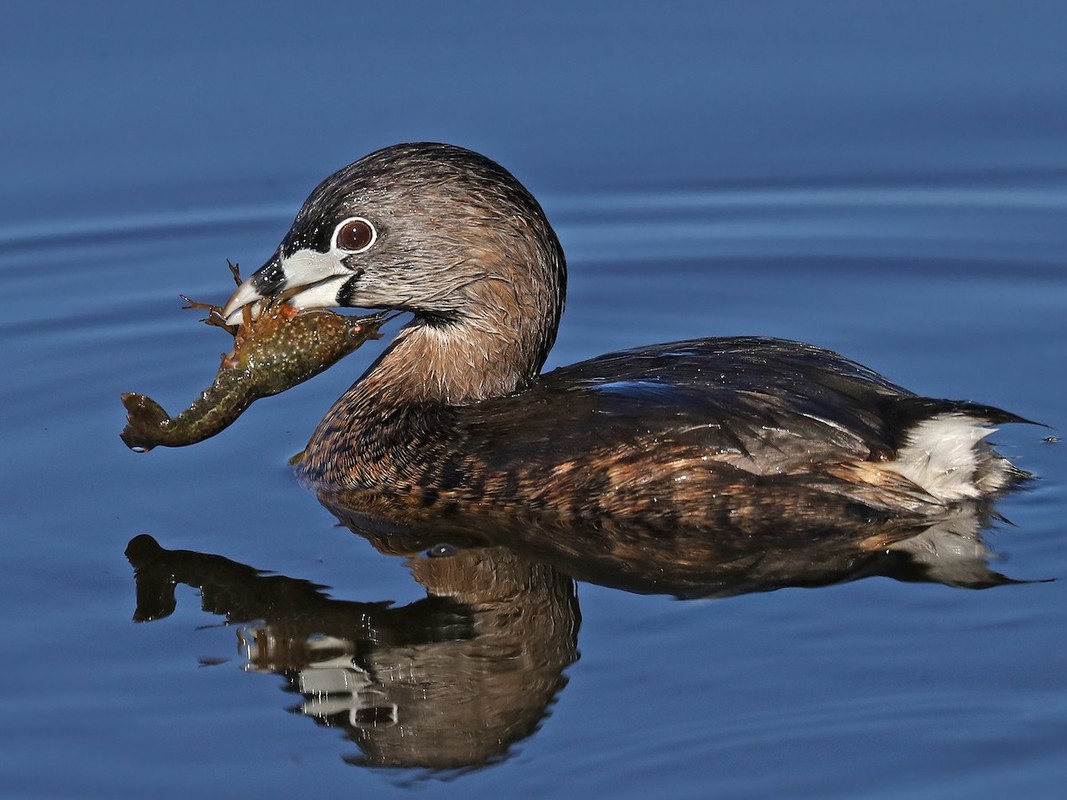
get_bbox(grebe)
[222,142,1026,528]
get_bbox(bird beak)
[221,277,263,324]
[222,249,356,324]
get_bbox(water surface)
[3,3,1066,798]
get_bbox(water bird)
[222,142,1028,530]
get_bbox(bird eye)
[333,216,377,253]
[427,543,458,558]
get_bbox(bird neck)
[357,219,566,406]
[364,319,537,406]
[301,212,566,487]
[299,301,557,487]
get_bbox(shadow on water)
[125,484,1031,775]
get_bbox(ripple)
[551,172,1067,265]
[0,203,290,253]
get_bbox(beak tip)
[221,282,263,324]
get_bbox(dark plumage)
[223,142,1028,529]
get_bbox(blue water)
[3,3,1066,797]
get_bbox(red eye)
[334,217,376,252]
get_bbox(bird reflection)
[125,533,578,771]
[125,492,1022,773]
[312,487,1023,597]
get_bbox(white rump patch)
[884,412,1002,502]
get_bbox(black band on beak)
[251,255,288,298]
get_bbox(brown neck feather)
[354,210,564,407]
[360,313,542,407]
[302,239,563,485]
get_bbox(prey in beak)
[222,247,363,325]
